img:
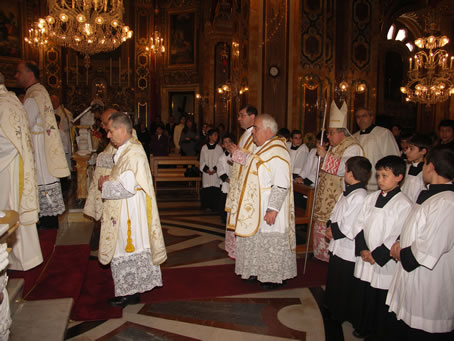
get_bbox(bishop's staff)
[303,97,327,274]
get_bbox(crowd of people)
[0,59,453,340]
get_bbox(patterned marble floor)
[53,188,358,341]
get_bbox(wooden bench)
[293,183,315,254]
[150,155,201,199]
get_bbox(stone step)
[9,298,73,341]
[6,278,24,316]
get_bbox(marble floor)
[38,187,359,341]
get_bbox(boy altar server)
[387,145,454,341]
[401,133,431,203]
[200,128,223,211]
[287,130,309,179]
[352,155,412,340]
[325,156,371,324]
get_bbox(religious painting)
[169,91,195,123]
[0,2,21,58]
[168,11,196,66]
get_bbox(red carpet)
[141,258,328,303]
[71,259,123,321]
[25,244,90,301]
[8,229,58,295]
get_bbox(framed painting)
[168,11,196,67]
[0,1,22,59]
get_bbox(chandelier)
[24,19,49,48]
[400,34,454,105]
[43,0,133,55]
[145,30,165,56]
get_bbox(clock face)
[269,65,279,78]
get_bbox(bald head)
[101,108,119,131]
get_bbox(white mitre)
[328,100,348,128]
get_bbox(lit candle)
[109,58,112,86]
[119,57,121,86]
[409,57,412,70]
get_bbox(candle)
[409,57,412,70]
[118,57,121,86]
[451,56,453,69]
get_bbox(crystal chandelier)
[24,19,49,48]
[145,30,165,56]
[400,34,454,105]
[43,0,133,55]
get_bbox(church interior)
[1,0,454,340]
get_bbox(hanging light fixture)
[24,18,49,48]
[43,0,133,56]
[400,16,454,106]
[145,30,165,56]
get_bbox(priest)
[353,108,399,191]
[0,72,43,271]
[14,61,69,229]
[313,102,363,262]
[98,112,166,307]
[83,108,118,222]
[228,114,297,289]
[224,105,257,259]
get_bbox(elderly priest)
[228,114,297,290]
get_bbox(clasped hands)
[98,175,110,190]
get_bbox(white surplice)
[353,126,400,191]
[353,191,412,290]
[287,142,309,175]
[199,143,223,188]
[386,187,454,333]
[401,162,426,203]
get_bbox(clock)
[269,65,280,78]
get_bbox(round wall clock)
[269,65,280,78]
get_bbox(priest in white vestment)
[15,62,69,229]
[224,105,257,259]
[98,112,166,307]
[51,95,73,173]
[0,73,43,271]
[228,114,297,289]
[353,108,399,192]
[84,108,118,222]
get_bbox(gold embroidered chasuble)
[99,139,167,266]
[225,128,255,229]
[0,85,39,225]
[83,142,116,221]
[313,136,362,222]
[25,83,69,178]
[228,137,295,248]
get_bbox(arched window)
[387,24,414,51]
